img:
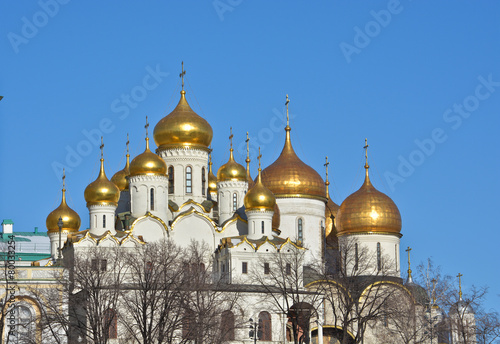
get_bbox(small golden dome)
[111,153,130,191]
[261,126,326,200]
[325,196,339,238]
[130,138,167,177]
[337,168,402,235]
[272,202,280,230]
[47,185,81,233]
[244,167,276,211]
[153,90,213,151]
[84,157,121,207]
[217,148,246,182]
[208,154,217,193]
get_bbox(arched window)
[182,309,195,340]
[150,188,155,211]
[232,193,237,211]
[103,215,106,228]
[104,308,117,339]
[202,167,206,196]
[221,310,235,341]
[94,215,97,228]
[297,218,303,242]
[168,166,174,194]
[261,221,265,234]
[354,243,359,271]
[186,166,192,194]
[377,242,381,271]
[7,305,34,342]
[259,311,272,341]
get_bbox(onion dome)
[111,137,131,191]
[261,123,326,201]
[336,164,402,236]
[153,90,213,151]
[84,153,121,207]
[244,165,276,211]
[47,174,81,233]
[325,197,339,238]
[130,137,167,177]
[272,202,280,230]
[217,130,246,182]
[208,153,217,194]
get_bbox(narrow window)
[202,167,206,196]
[377,242,381,271]
[259,311,272,341]
[264,262,270,275]
[222,263,225,273]
[91,259,98,271]
[186,167,192,194]
[286,263,291,275]
[104,309,118,339]
[103,215,106,228]
[221,310,235,341]
[261,221,265,234]
[233,193,237,211]
[354,243,359,271]
[150,188,155,211]
[168,166,174,194]
[101,259,107,272]
[242,262,248,274]
[94,215,97,228]
[298,218,303,242]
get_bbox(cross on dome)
[180,61,186,90]
[285,94,290,127]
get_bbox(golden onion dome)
[246,158,255,189]
[84,157,120,207]
[261,125,326,201]
[325,196,340,238]
[46,181,81,233]
[153,90,213,151]
[217,148,246,182]
[130,137,167,177]
[111,152,130,191]
[244,168,276,211]
[208,155,217,193]
[336,167,402,235]
[272,202,280,230]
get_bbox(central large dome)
[261,126,326,201]
[153,90,213,151]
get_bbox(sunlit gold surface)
[111,153,130,191]
[153,90,213,151]
[208,157,217,193]
[244,168,276,211]
[46,189,81,232]
[217,148,246,182]
[130,138,167,176]
[272,202,280,230]
[337,169,401,235]
[84,159,120,206]
[261,126,326,200]
[325,196,339,237]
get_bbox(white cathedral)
[6,68,475,344]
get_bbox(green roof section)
[0,252,51,262]
[1,219,14,225]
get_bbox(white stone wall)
[158,147,209,205]
[217,180,247,224]
[129,175,169,223]
[246,209,274,240]
[88,204,117,236]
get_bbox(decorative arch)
[258,311,272,341]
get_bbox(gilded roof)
[84,158,121,207]
[244,169,276,211]
[217,148,246,182]
[129,138,167,177]
[111,153,130,191]
[46,188,81,233]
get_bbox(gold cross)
[62,168,66,189]
[100,137,104,159]
[324,156,330,180]
[180,61,186,90]
[285,94,290,127]
[246,132,250,162]
[406,246,412,278]
[145,116,149,137]
[229,127,234,149]
[457,273,463,299]
[257,147,262,170]
[364,138,369,167]
[126,133,130,154]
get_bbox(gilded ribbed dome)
[244,168,276,211]
[153,90,213,151]
[336,168,402,235]
[208,155,217,194]
[84,158,120,207]
[46,186,81,233]
[111,152,130,191]
[261,126,326,200]
[130,138,167,177]
[217,148,246,182]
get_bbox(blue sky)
[1,1,499,310]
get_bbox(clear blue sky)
[1,1,499,310]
